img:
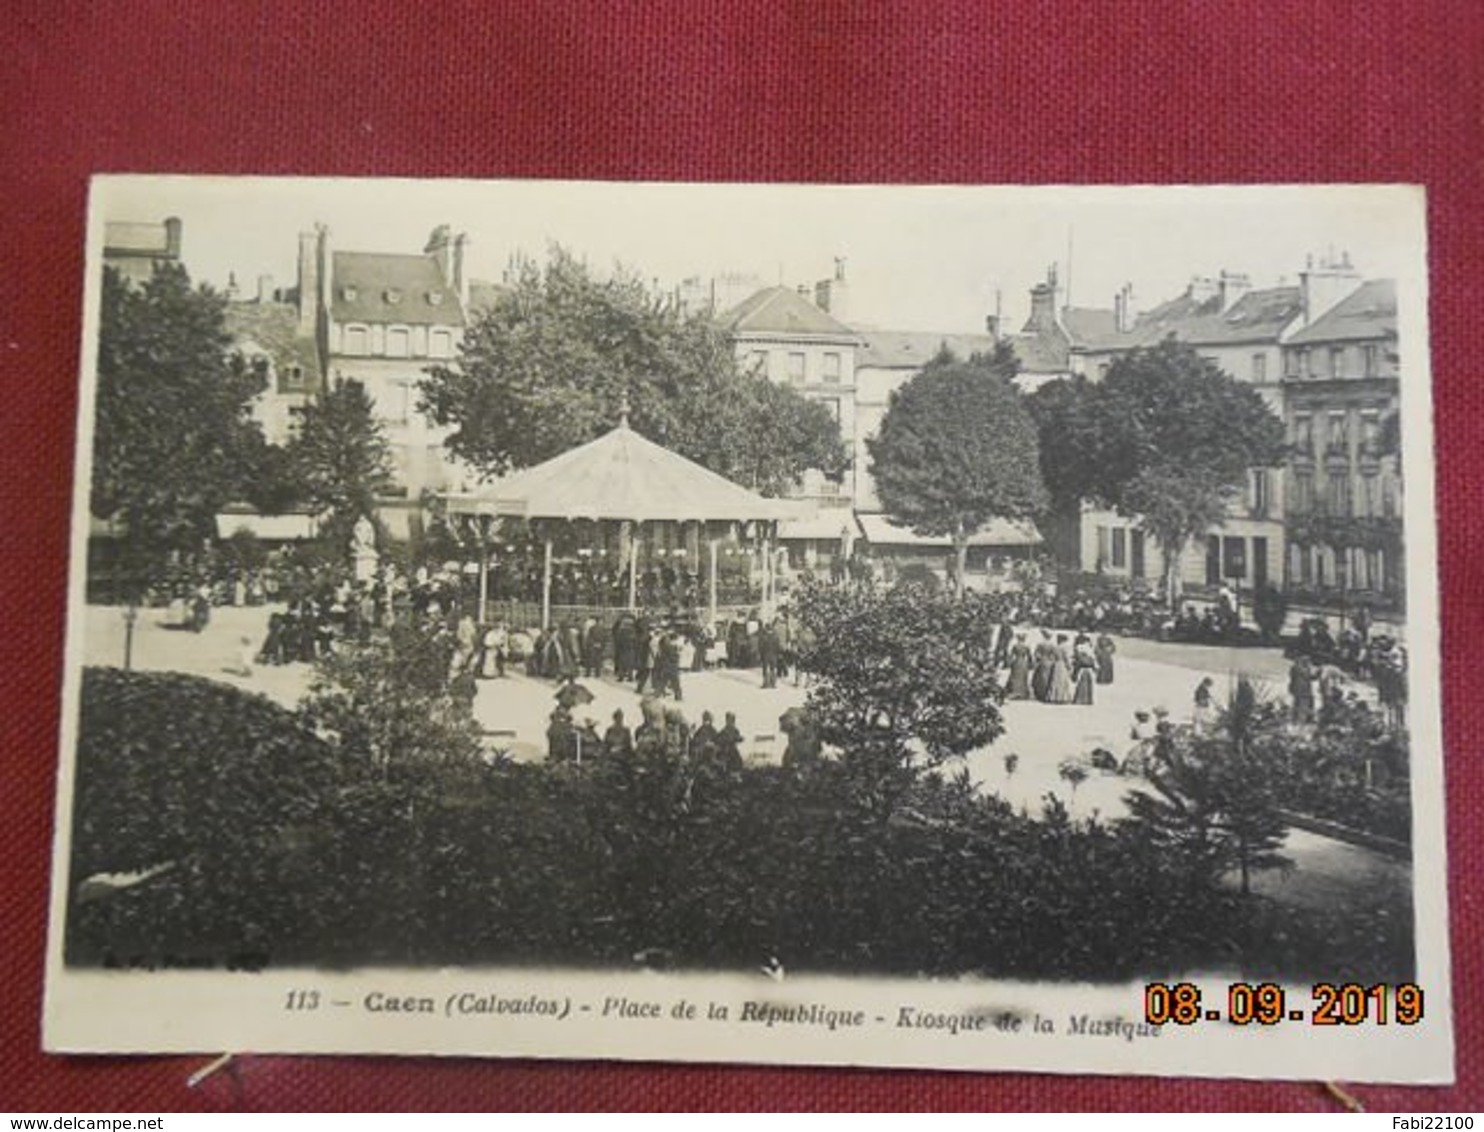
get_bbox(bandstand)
[441,417,807,630]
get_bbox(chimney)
[296,228,319,336]
[815,258,849,321]
[452,232,469,306]
[1114,282,1136,333]
[1188,275,1219,306]
[256,273,275,304]
[1024,280,1058,333]
[425,224,454,284]
[1299,250,1361,327]
[163,216,183,259]
[1218,271,1251,312]
[224,272,240,301]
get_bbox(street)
[81,601,1410,917]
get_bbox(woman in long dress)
[1095,633,1116,685]
[1006,633,1033,700]
[1072,638,1097,705]
[1047,635,1075,704]
[1031,632,1055,702]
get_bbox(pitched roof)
[856,512,1041,548]
[1286,279,1396,345]
[1060,307,1121,348]
[856,330,999,369]
[224,302,323,393]
[443,424,805,524]
[103,220,173,256]
[1006,326,1069,374]
[718,286,859,339]
[1133,285,1302,347]
[331,251,464,327]
[1066,285,1303,354]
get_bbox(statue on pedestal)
[351,514,379,584]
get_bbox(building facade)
[718,281,863,508]
[224,274,323,447]
[102,217,183,286]
[1069,270,1304,595]
[1280,277,1402,610]
[292,224,477,525]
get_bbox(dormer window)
[342,286,358,301]
[283,364,304,387]
[428,290,444,306]
[384,289,402,305]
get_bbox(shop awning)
[856,512,1042,548]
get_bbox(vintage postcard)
[45,177,1451,1082]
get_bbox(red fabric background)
[3,0,1480,1112]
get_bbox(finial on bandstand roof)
[618,389,631,429]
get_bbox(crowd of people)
[1002,629,1117,706]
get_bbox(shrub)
[66,667,343,965]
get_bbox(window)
[342,325,368,354]
[342,286,358,301]
[429,329,454,358]
[285,404,307,440]
[1297,348,1311,377]
[1285,350,1300,378]
[386,381,412,424]
[1327,410,1348,455]
[1251,468,1270,517]
[281,363,305,389]
[386,327,410,358]
[384,288,402,305]
[1360,408,1381,455]
[1363,344,1380,376]
[428,290,444,306]
[787,352,807,384]
[1292,412,1313,455]
[818,397,841,424]
[822,352,842,382]
[1096,525,1110,567]
[1292,471,1314,513]
[749,351,769,375]
[1330,346,1345,377]
[1251,353,1267,383]
[1111,527,1127,569]
[1360,473,1379,518]
[1327,471,1350,517]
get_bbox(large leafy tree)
[419,247,846,494]
[792,579,1007,819]
[866,345,1047,597]
[288,377,394,530]
[92,265,270,575]
[1029,340,1286,601]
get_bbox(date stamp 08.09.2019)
[1145,982,1424,1028]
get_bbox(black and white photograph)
[45,177,1450,1082]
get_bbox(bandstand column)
[541,533,553,631]
[628,523,640,610]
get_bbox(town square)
[59,180,1424,994]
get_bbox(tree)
[1028,340,1286,602]
[419,247,846,494]
[300,623,483,779]
[866,346,1047,597]
[92,264,270,578]
[792,579,1006,818]
[1122,681,1291,898]
[288,377,394,531]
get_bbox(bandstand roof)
[442,424,805,524]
